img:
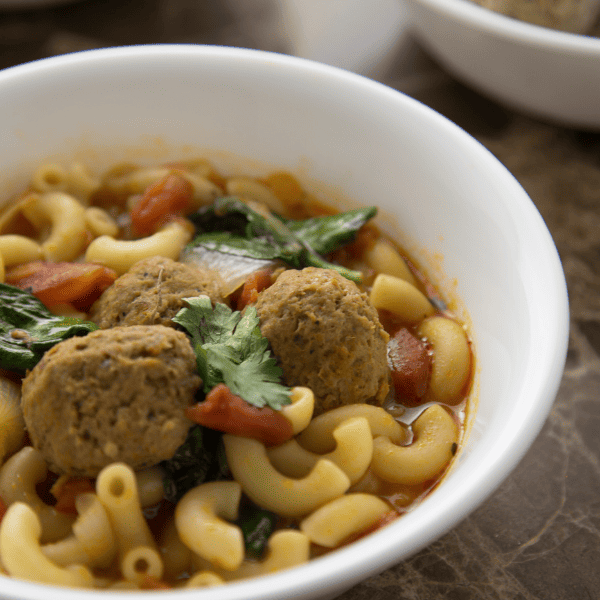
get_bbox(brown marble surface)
[1,1,598,598]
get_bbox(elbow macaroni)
[224,434,351,517]
[300,494,390,547]
[85,220,193,274]
[369,273,435,323]
[417,316,471,404]
[298,404,408,453]
[0,377,26,463]
[21,192,88,261]
[0,502,94,587]
[41,493,116,569]
[95,463,156,556]
[371,405,459,485]
[174,481,244,571]
[268,416,373,484]
[0,159,473,590]
[0,447,74,543]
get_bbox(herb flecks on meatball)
[255,267,390,415]
[21,325,201,477]
[90,256,226,329]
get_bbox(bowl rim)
[407,0,600,52]
[0,44,571,600]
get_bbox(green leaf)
[162,425,230,503]
[280,206,378,255]
[187,197,374,283]
[172,296,291,410]
[0,283,98,373]
[235,501,279,559]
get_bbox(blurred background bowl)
[404,0,600,129]
[0,44,569,600]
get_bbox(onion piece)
[180,246,278,297]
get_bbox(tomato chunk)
[388,328,431,405]
[6,261,118,311]
[51,476,95,514]
[130,173,193,237]
[236,269,273,310]
[185,383,293,447]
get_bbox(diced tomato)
[388,328,431,406]
[5,261,118,311]
[185,383,293,447]
[130,173,193,237]
[236,269,273,310]
[51,476,95,514]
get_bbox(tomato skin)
[5,261,118,311]
[130,173,193,237]
[388,327,431,406]
[185,383,293,447]
[236,269,273,310]
[51,476,95,514]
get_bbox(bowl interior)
[0,45,569,600]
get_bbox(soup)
[0,159,473,589]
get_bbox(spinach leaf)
[235,500,279,559]
[187,197,376,283]
[0,283,98,374]
[162,425,230,503]
[173,296,291,410]
[280,206,377,256]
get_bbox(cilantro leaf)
[173,296,291,410]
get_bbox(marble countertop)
[1,1,598,598]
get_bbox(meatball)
[255,268,390,415]
[90,256,225,329]
[21,325,201,476]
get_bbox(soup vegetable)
[0,159,473,589]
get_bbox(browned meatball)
[21,325,201,476]
[90,256,225,329]
[255,268,389,415]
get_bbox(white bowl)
[0,45,569,600]
[405,0,600,129]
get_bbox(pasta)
[174,481,244,571]
[21,192,88,261]
[42,493,116,569]
[223,434,351,517]
[0,158,474,590]
[0,502,94,587]
[300,493,391,547]
[95,463,156,557]
[369,273,435,323]
[0,447,74,543]
[0,377,26,463]
[371,405,459,485]
[267,416,373,484]
[417,316,471,404]
[84,220,193,274]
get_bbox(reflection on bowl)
[405,0,600,129]
[0,45,569,600]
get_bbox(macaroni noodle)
[224,434,351,517]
